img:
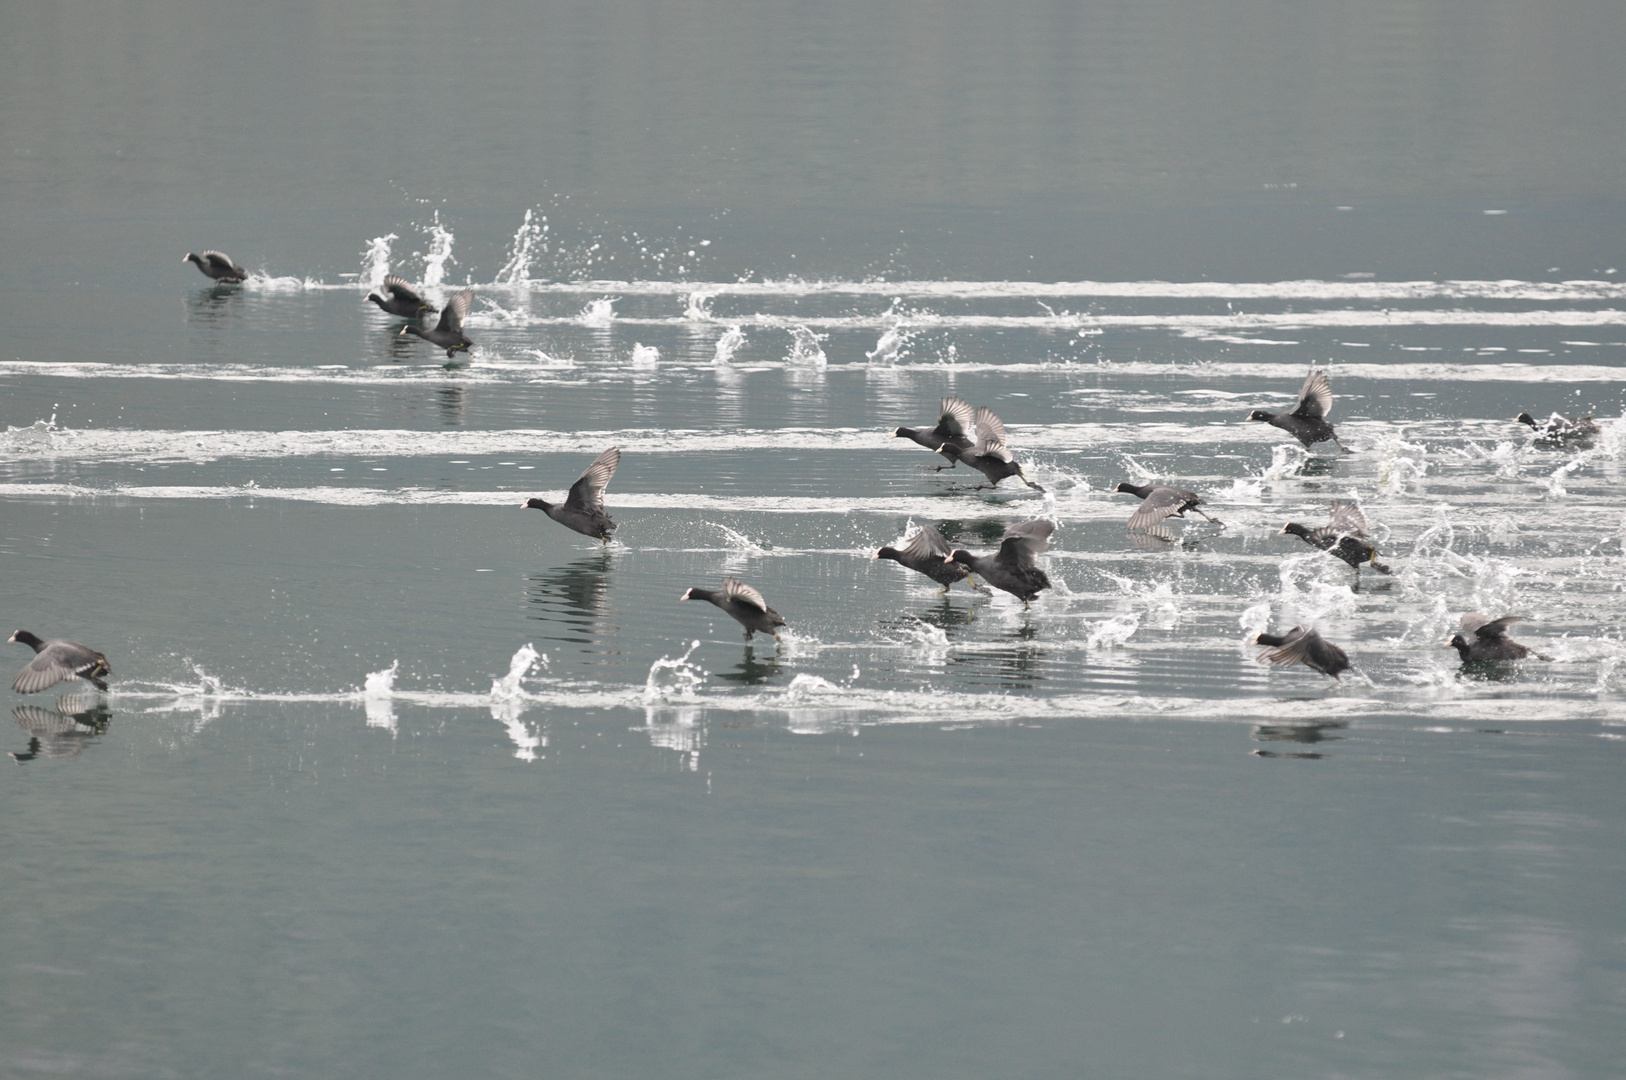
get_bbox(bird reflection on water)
[713,645,781,686]
[1251,719,1347,759]
[526,553,616,662]
[11,696,112,762]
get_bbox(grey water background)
[4,1,1626,1077]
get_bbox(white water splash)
[489,644,545,761]
[866,314,914,365]
[3,415,56,452]
[785,325,828,368]
[1086,613,1140,649]
[419,213,455,290]
[1260,443,1311,481]
[494,209,545,288]
[580,297,617,327]
[713,325,746,364]
[522,348,575,368]
[643,640,707,702]
[1238,602,1272,641]
[363,660,398,733]
[360,234,397,293]
[642,704,705,766]
[630,343,660,368]
[685,291,716,320]
[1376,437,1430,496]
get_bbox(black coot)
[1112,482,1222,531]
[183,250,247,283]
[1280,502,1391,573]
[1448,614,1536,662]
[876,524,984,593]
[1247,370,1348,451]
[937,406,1044,490]
[1515,411,1600,445]
[681,579,786,641]
[894,396,975,469]
[1253,626,1351,679]
[367,276,437,319]
[525,447,620,542]
[947,519,1053,605]
[9,631,112,694]
[400,288,474,358]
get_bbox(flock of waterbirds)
[5,254,1607,722]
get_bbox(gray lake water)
[3,3,1626,1077]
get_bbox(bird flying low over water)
[681,579,786,641]
[937,406,1045,491]
[947,519,1053,606]
[367,275,437,319]
[9,631,112,694]
[893,396,975,469]
[183,250,247,283]
[876,524,988,594]
[1112,482,1222,533]
[1280,502,1391,573]
[1247,369,1349,451]
[1253,626,1351,680]
[525,447,620,542]
[1515,411,1600,445]
[1447,614,1542,662]
[400,288,474,358]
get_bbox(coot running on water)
[947,519,1053,605]
[893,396,975,469]
[681,579,786,641]
[937,406,1044,491]
[367,276,437,318]
[400,288,474,358]
[9,631,112,694]
[1515,411,1600,445]
[183,250,247,283]
[1253,626,1351,679]
[1247,370,1348,451]
[876,524,986,593]
[525,447,620,542]
[1112,482,1223,531]
[1280,502,1391,573]
[1447,614,1537,662]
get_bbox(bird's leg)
[1334,436,1353,454]
[1194,509,1225,525]
[1023,479,1047,492]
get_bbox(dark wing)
[1310,501,1368,543]
[1292,370,1333,421]
[938,397,975,440]
[202,251,245,277]
[1255,626,1312,667]
[437,289,474,333]
[1127,487,1193,530]
[1458,612,1490,636]
[1474,615,1524,640]
[383,275,427,306]
[972,405,1010,457]
[996,519,1053,570]
[12,652,74,694]
[564,447,620,513]
[898,524,953,561]
[720,578,769,612]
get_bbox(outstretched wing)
[720,578,769,612]
[972,406,1015,460]
[12,653,73,694]
[383,275,428,306]
[1127,486,1192,530]
[437,289,474,333]
[898,524,952,561]
[1473,615,1524,640]
[565,447,620,513]
[1293,370,1333,421]
[1256,627,1345,673]
[996,519,1054,569]
[1310,501,1368,542]
[938,397,975,440]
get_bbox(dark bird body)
[1247,370,1348,451]
[876,524,980,592]
[1113,482,1222,531]
[1280,503,1390,573]
[1253,626,1351,679]
[183,250,247,283]
[937,406,1044,490]
[367,275,437,319]
[894,396,975,469]
[1516,411,1600,445]
[1448,614,1533,662]
[400,288,474,358]
[9,631,112,694]
[681,579,786,640]
[525,447,619,542]
[947,519,1053,605]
